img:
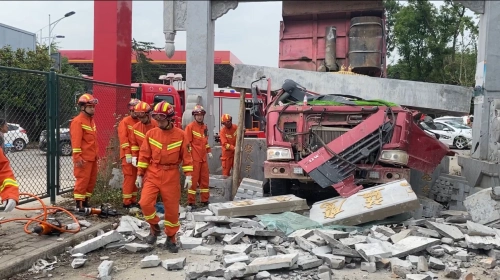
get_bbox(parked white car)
[435,116,468,125]
[421,120,472,150]
[4,123,29,151]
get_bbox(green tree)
[386,0,478,87]
[0,44,83,141]
[132,39,163,83]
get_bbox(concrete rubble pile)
[64,181,500,280]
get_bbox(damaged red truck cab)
[263,86,452,198]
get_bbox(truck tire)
[269,179,290,196]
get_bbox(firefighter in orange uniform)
[136,101,193,253]
[130,101,158,166]
[184,105,212,207]
[70,93,99,209]
[118,99,141,208]
[219,114,237,177]
[0,146,19,212]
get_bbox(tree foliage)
[385,0,478,87]
[132,39,163,83]
[0,44,83,141]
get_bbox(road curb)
[0,222,112,279]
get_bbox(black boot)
[146,224,161,245]
[75,200,84,210]
[83,198,90,208]
[201,201,209,207]
[165,236,179,253]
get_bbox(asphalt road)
[6,149,74,199]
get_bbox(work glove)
[135,176,143,189]
[184,176,192,189]
[126,156,132,164]
[208,153,213,159]
[132,157,138,167]
[3,199,16,212]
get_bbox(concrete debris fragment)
[428,257,445,270]
[444,266,462,279]
[71,258,86,269]
[98,260,114,278]
[248,253,299,271]
[425,221,464,241]
[406,274,432,280]
[223,262,258,279]
[360,262,376,273]
[141,255,161,268]
[223,253,250,267]
[223,244,253,254]
[162,257,186,271]
[70,230,123,255]
[209,195,309,217]
[234,178,264,200]
[185,262,224,279]
[124,243,152,253]
[390,258,412,278]
[192,246,213,256]
[464,188,500,225]
[297,255,323,270]
[466,221,496,236]
[179,237,203,249]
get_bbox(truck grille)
[310,126,350,144]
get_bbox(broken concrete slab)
[295,236,318,252]
[202,227,233,238]
[412,227,441,238]
[360,262,376,273]
[116,216,142,235]
[340,236,367,248]
[354,243,392,261]
[141,255,161,268]
[204,216,232,224]
[223,253,250,267]
[297,255,323,270]
[224,262,258,279]
[307,234,327,246]
[309,180,420,226]
[464,188,500,225]
[391,236,441,258]
[179,237,203,249]
[315,229,349,240]
[162,257,186,271]
[185,262,224,279]
[192,246,213,256]
[235,178,264,201]
[444,266,462,279]
[70,230,123,255]
[425,221,464,241]
[464,234,500,250]
[480,257,496,268]
[124,243,152,253]
[248,253,299,271]
[231,64,472,114]
[288,229,314,240]
[223,244,253,254]
[223,231,245,245]
[428,257,445,270]
[418,256,429,272]
[391,258,413,278]
[466,220,496,237]
[209,195,309,217]
[391,229,413,244]
[312,246,332,256]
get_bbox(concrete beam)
[231,64,473,115]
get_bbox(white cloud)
[0,1,282,67]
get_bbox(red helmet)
[221,114,232,124]
[192,105,206,116]
[152,101,175,120]
[128,98,140,110]
[134,101,152,113]
[77,93,98,106]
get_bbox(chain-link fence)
[0,65,139,206]
[0,66,50,203]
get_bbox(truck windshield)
[154,95,175,106]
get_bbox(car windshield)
[444,121,470,130]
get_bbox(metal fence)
[0,65,139,205]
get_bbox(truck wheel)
[269,179,290,196]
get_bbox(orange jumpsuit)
[0,147,19,204]
[219,124,238,176]
[184,121,211,204]
[130,119,159,158]
[118,116,139,205]
[70,112,99,201]
[137,127,193,240]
